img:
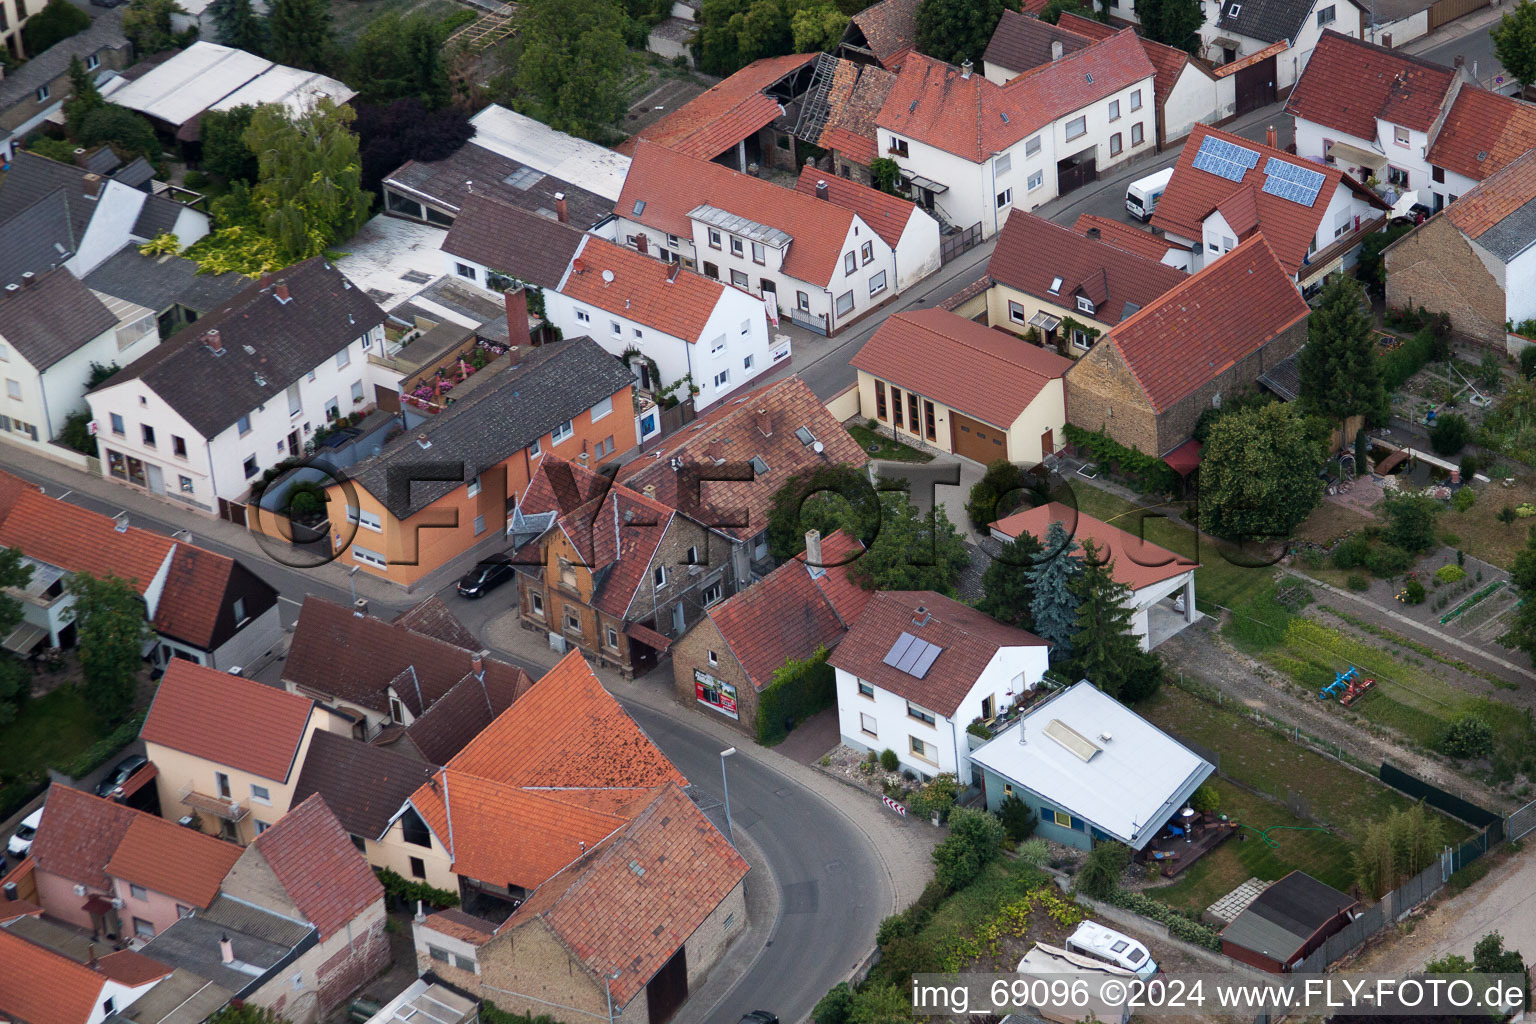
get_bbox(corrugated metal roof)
[687,204,793,247]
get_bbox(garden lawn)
[1435,479,1536,569]
[1065,484,1275,612]
[1146,778,1356,912]
[0,687,104,783]
[848,423,932,463]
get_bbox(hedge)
[375,866,460,909]
[1381,328,1437,391]
[52,712,146,780]
[1099,887,1223,950]
[1062,424,1178,494]
[757,646,835,745]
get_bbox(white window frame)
[868,270,887,296]
[996,188,1013,208]
[358,508,383,532]
[1028,170,1044,191]
[1108,99,1120,121]
[551,420,574,444]
[1025,135,1041,156]
[590,395,613,421]
[1065,116,1087,141]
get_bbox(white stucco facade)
[1161,63,1221,144]
[1197,0,1362,90]
[66,181,211,279]
[1167,180,1378,276]
[1293,106,1477,214]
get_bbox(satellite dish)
[601,269,615,283]
[812,440,825,453]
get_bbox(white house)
[874,33,1155,237]
[85,257,388,513]
[990,501,1199,651]
[791,168,941,291]
[1202,0,1365,94]
[828,590,1050,786]
[544,237,777,410]
[1286,31,1536,216]
[440,192,585,302]
[611,141,899,336]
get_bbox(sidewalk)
[1399,2,1506,55]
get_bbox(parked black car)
[737,1014,779,1024]
[456,555,514,598]
[96,754,149,797]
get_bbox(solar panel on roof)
[910,644,942,679]
[881,631,944,678]
[883,632,919,669]
[1261,157,1326,207]
[896,642,926,674]
[1191,136,1259,183]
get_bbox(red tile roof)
[29,784,137,890]
[848,0,919,67]
[561,237,728,342]
[615,142,858,286]
[1096,233,1309,413]
[1444,149,1536,239]
[801,529,873,624]
[707,530,866,691]
[1425,84,1536,183]
[807,57,897,166]
[1285,30,1454,138]
[1137,33,1204,110]
[0,929,114,1024]
[94,949,172,987]
[852,308,1073,429]
[1073,214,1178,263]
[1053,11,1113,38]
[142,659,315,782]
[618,54,816,160]
[794,166,922,249]
[504,783,747,1006]
[1151,123,1385,275]
[422,907,501,945]
[151,545,238,650]
[616,375,869,543]
[0,468,39,527]
[990,501,1196,590]
[991,211,1186,324]
[104,813,242,909]
[248,793,383,940]
[0,488,173,594]
[828,590,1048,715]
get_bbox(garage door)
[952,412,1007,463]
[1234,56,1276,116]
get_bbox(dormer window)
[1077,295,1096,315]
[1228,2,1240,15]
[1048,276,1063,295]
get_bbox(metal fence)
[1379,762,1503,830]
[1508,796,1536,842]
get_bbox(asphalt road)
[621,702,890,1024]
[1418,20,1507,90]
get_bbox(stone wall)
[1385,217,1507,349]
[671,616,761,734]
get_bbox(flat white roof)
[210,63,356,117]
[111,42,272,126]
[332,213,450,315]
[971,681,1213,850]
[469,104,631,201]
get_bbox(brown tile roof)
[707,530,866,691]
[391,596,480,651]
[0,928,113,1024]
[827,590,1048,715]
[990,211,1186,325]
[616,375,869,543]
[1073,214,1178,263]
[1426,85,1536,183]
[1054,10,1112,37]
[442,193,585,290]
[506,783,748,1006]
[1285,30,1454,139]
[0,468,39,528]
[614,142,859,287]
[248,793,383,941]
[0,266,118,372]
[847,0,919,67]
[94,949,172,986]
[1095,232,1309,414]
[805,56,896,166]
[151,545,240,650]
[422,907,500,945]
[291,729,436,840]
[793,165,921,249]
[1444,149,1536,242]
[103,814,242,909]
[517,452,613,516]
[983,10,1091,77]
[284,596,529,717]
[29,785,136,890]
[561,236,728,342]
[0,488,173,594]
[401,668,527,766]
[1151,123,1386,275]
[991,501,1197,590]
[141,659,315,782]
[803,528,873,623]
[618,54,817,160]
[851,308,1073,428]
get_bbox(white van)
[1065,921,1159,981]
[1125,167,1174,222]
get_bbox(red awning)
[624,621,673,653]
[1163,439,1203,476]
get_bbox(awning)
[1325,141,1385,170]
[2,622,47,656]
[624,621,673,654]
[1028,311,1062,331]
[1162,438,1203,476]
[905,174,948,194]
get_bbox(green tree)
[813,983,855,1024]
[67,573,152,728]
[1505,527,1536,660]
[1355,223,1411,297]
[870,157,902,194]
[199,105,259,183]
[1077,840,1130,897]
[998,793,1036,841]
[122,0,189,55]
[87,361,121,388]
[792,0,845,50]
[1134,0,1203,52]
[915,0,1019,65]
[931,806,1004,889]
[516,0,635,141]
[21,0,91,54]
[848,983,914,1024]
[0,549,32,727]
[966,458,1028,530]
[63,56,105,139]
[766,463,881,561]
[1380,493,1440,553]
[1472,931,1527,977]
[349,12,451,108]
[78,105,162,162]
[1039,0,1095,22]
[1027,519,1081,654]
[1067,541,1162,703]
[978,534,1044,629]
[845,491,970,594]
[1199,402,1327,541]
[211,0,266,53]
[1299,275,1388,433]
[1493,0,1536,89]
[1430,412,1471,455]
[61,410,98,457]
[694,0,748,74]
[267,0,333,71]
[1352,803,1443,899]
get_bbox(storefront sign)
[694,669,739,720]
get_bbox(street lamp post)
[348,565,360,607]
[605,969,622,1024]
[720,747,737,846]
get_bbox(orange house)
[327,337,638,587]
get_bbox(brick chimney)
[961,60,973,79]
[572,257,586,276]
[1266,125,1278,149]
[666,263,681,284]
[804,528,824,577]
[912,605,931,627]
[203,329,223,354]
[258,272,275,290]
[504,284,531,349]
[20,272,35,288]
[756,408,772,436]
[471,649,486,678]
[273,280,291,303]
[554,192,568,224]
[815,179,829,201]
[82,173,104,199]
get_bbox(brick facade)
[315,910,391,1015]
[671,616,761,734]
[1385,217,1507,348]
[682,878,748,989]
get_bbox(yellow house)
[850,308,1073,466]
[140,659,346,844]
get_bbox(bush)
[1522,345,1536,380]
[931,807,1005,891]
[1076,841,1130,898]
[1366,544,1413,578]
[78,104,161,162]
[1347,573,1371,592]
[1403,579,1426,604]
[1500,505,1518,524]
[1101,889,1224,949]
[1380,328,1438,390]
[1189,784,1220,813]
[879,748,900,772]
[907,774,960,822]
[1382,493,1441,553]
[1016,838,1050,867]
[51,713,144,779]
[1461,454,1479,480]
[812,982,854,1024]
[1430,413,1472,455]
[1441,712,1494,759]
[1436,564,1467,584]
[374,866,459,908]
[756,646,835,745]
[998,793,1037,842]
[182,169,209,190]
[1452,487,1477,513]
[21,0,90,53]
[966,458,1029,530]
[27,136,79,163]
[1331,533,1372,570]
